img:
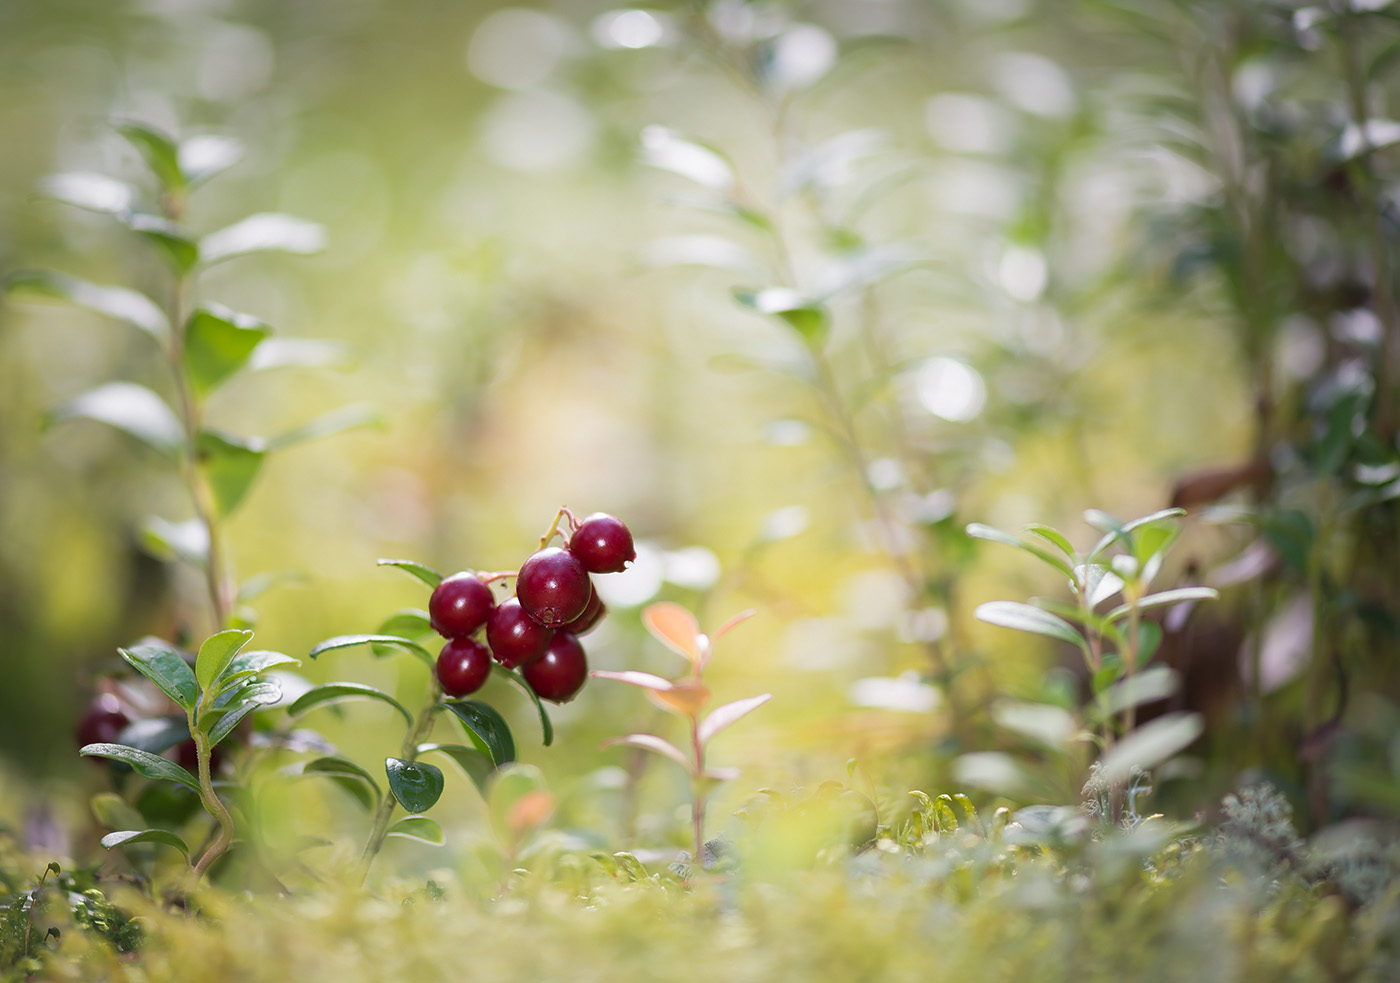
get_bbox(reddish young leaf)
[642,602,701,663]
[697,692,772,744]
[601,733,692,772]
[590,670,674,691]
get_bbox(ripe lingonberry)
[429,572,495,639]
[522,632,588,703]
[568,513,635,573]
[436,637,492,697]
[486,597,554,668]
[75,694,129,748]
[558,583,605,635]
[516,547,591,627]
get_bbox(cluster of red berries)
[431,512,635,704]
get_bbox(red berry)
[558,582,605,635]
[429,573,495,639]
[568,513,635,573]
[436,637,492,697]
[486,597,554,668]
[516,547,591,627]
[75,694,129,748]
[522,633,588,703]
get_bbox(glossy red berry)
[558,582,605,635]
[516,547,591,627]
[436,637,492,697]
[522,633,588,703]
[75,694,129,748]
[429,573,495,639]
[486,597,554,668]
[568,513,636,573]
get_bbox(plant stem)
[188,717,235,884]
[357,679,442,884]
[689,714,706,870]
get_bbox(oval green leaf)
[975,601,1087,652]
[287,682,412,725]
[5,269,168,341]
[385,757,445,814]
[48,382,183,458]
[80,743,200,795]
[100,828,190,861]
[114,119,182,189]
[119,640,197,712]
[200,213,326,265]
[308,633,435,670]
[386,816,445,845]
[184,304,271,395]
[1097,712,1204,785]
[195,628,253,692]
[966,523,1075,577]
[139,516,209,569]
[491,665,554,747]
[416,743,494,795]
[439,700,515,766]
[301,756,381,810]
[1105,587,1219,623]
[197,430,267,517]
[376,559,444,588]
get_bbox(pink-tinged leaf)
[701,766,741,782]
[698,693,772,744]
[642,602,701,662]
[601,734,692,772]
[714,609,756,641]
[646,682,710,718]
[590,670,674,692]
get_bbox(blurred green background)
[0,0,1395,862]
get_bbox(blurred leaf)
[217,649,300,690]
[124,214,199,271]
[288,682,413,725]
[966,523,1075,578]
[385,757,444,814]
[139,516,209,569]
[647,682,711,717]
[1262,509,1313,574]
[780,128,890,197]
[714,609,757,641]
[387,816,444,845]
[208,687,277,746]
[639,126,735,190]
[488,763,550,842]
[1337,119,1400,161]
[374,609,432,639]
[194,628,253,692]
[417,743,494,794]
[491,665,554,747]
[37,172,134,214]
[178,134,243,186]
[4,270,168,341]
[308,633,435,671]
[440,700,515,766]
[697,693,772,744]
[953,751,1037,800]
[1025,524,1076,560]
[114,119,182,189]
[951,793,982,834]
[590,670,674,691]
[733,287,828,346]
[1121,508,1186,534]
[975,601,1086,652]
[992,701,1077,750]
[1105,587,1218,622]
[80,743,200,794]
[264,403,384,452]
[1097,712,1203,784]
[1092,655,1125,695]
[1077,564,1125,608]
[236,571,306,603]
[120,640,197,711]
[638,235,767,277]
[90,792,147,832]
[184,304,270,394]
[641,602,701,662]
[1100,666,1180,717]
[100,829,189,861]
[301,757,380,810]
[600,733,691,771]
[48,382,183,458]
[197,430,266,517]
[200,213,326,265]
[115,715,189,756]
[376,559,444,588]
[247,337,351,372]
[933,794,959,834]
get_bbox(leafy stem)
[357,678,443,885]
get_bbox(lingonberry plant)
[3,117,373,884]
[296,506,633,881]
[593,602,770,872]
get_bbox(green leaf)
[387,816,445,845]
[139,517,209,569]
[207,691,273,746]
[1121,508,1186,534]
[491,665,554,747]
[264,404,384,452]
[1100,666,1180,718]
[247,337,351,372]
[194,628,253,693]
[951,793,982,835]
[114,119,183,189]
[371,609,433,657]
[119,640,197,712]
[966,523,1075,578]
[80,743,201,794]
[5,270,168,341]
[934,794,959,834]
[639,126,735,191]
[376,559,444,588]
[385,757,445,814]
[975,601,1087,652]
[1024,523,1076,560]
[48,382,183,458]
[308,633,435,671]
[1092,654,1124,695]
[733,287,829,346]
[37,172,135,215]
[301,757,381,810]
[1104,587,1219,623]
[114,715,189,755]
[212,677,281,711]
[100,829,190,861]
[487,763,549,843]
[178,134,243,186]
[287,682,412,725]
[599,733,690,771]
[124,213,199,272]
[416,743,494,794]
[1097,712,1203,785]
[197,430,266,517]
[216,649,298,689]
[184,304,271,395]
[440,700,515,766]
[200,213,326,265]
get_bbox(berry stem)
[476,570,517,584]
[356,678,442,885]
[538,506,580,550]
